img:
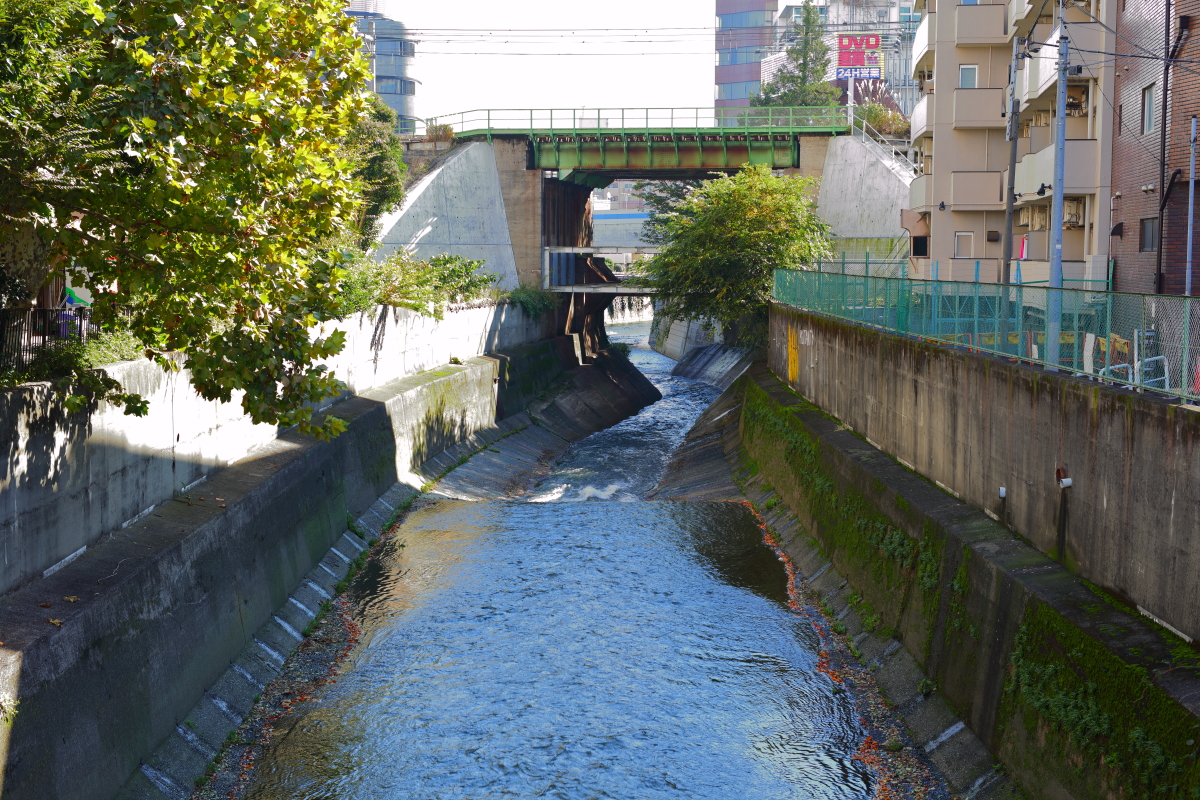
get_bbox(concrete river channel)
[243,324,873,799]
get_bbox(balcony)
[1010,0,1034,32]
[953,88,1005,128]
[956,3,1008,46]
[910,174,934,211]
[911,93,935,140]
[912,13,935,78]
[951,171,1003,209]
[1014,139,1099,196]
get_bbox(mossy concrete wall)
[768,303,1200,646]
[0,338,654,800]
[734,363,1200,800]
[0,301,551,600]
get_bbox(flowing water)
[246,323,872,800]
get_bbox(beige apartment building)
[904,0,1115,285]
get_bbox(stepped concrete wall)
[0,302,551,599]
[769,302,1200,645]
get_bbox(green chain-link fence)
[774,269,1200,399]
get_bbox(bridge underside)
[468,131,843,188]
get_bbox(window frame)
[959,64,979,89]
[1142,84,1156,135]
[1139,217,1159,252]
[954,231,974,258]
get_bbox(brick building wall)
[1111,0,1200,294]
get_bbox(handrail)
[422,107,852,135]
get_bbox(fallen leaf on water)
[47,619,63,627]
[63,596,80,603]
[37,602,51,608]
[219,504,226,509]
[216,497,225,501]
[198,497,205,501]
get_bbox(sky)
[378,0,716,120]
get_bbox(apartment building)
[905,0,1116,285]
[1109,3,1197,294]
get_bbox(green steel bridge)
[423,107,851,186]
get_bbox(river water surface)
[246,323,872,800]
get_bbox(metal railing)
[0,307,100,371]
[850,118,920,181]
[423,107,851,137]
[774,269,1200,400]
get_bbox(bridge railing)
[424,107,851,136]
[774,268,1200,401]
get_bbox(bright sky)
[378,0,716,119]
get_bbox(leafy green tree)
[338,251,497,318]
[344,95,408,250]
[632,164,830,346]
[0,0,370,437]
[632,180,703,246]
[751,1,840,108]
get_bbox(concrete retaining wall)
[769,303,1200,645]
[0,339,658,800]
[720,364,1200,800]
[375,142,521,289]
[651,315,720,361]
[815,135,911,262]
[0,302,551,599]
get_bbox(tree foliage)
[632,179,703,246]
[631,164,830,347]
[337,251,498,319]
[343,94,407,250]
[751,1,840,108]
[0,0,371,438]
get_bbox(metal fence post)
[1183,296,1193,396]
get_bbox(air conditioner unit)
[1030,205,1050,231]
[1017,206,1032,227]
[1063,198,1083,228]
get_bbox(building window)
[959,65,978,89]
[1142,84,1156,134]
[377,78,415,95]
[377,40,415,57]
[912,236,930,257]
[717,10,769,28]
[716,80,761,100]
[1139,217,1159,252]
[955,231,974,258]
[961,0,979,4]
[717,46,764,65]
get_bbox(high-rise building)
[902,0,1117,286]
[717,2,919,115]
[345,1,419,133]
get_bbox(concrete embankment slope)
[0,339,657,800]
[657,364,1200,800]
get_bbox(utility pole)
[1048,6,1068,368]
[1156,0,1173,294]
[1002,37,1023,285]
[1188,115,1196,296]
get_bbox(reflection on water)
[248,502,869,800]
[528,322,721,503]
[245,323,870,799]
